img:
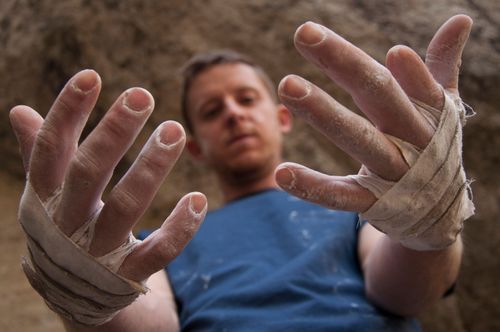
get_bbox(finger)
[279,75,408,181]
[386,45,443,112]
[118,193,207,281]
[89,121,186,256]
[56,88,155,235]
[426,14,473,93]
[294,22,433,148]
[29,70,101,200]
[9,106,44,173]
[275,162,376,213]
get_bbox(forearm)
[360,224,463,317]
[62,271,179,332]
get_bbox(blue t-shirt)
[139,189,419,331]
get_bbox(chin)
[228,159,263,175]
[224,154,276,181]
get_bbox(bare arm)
[358,15,471,315]
[63,271,179,332]
[275,15,473,315]
[358,224,462,316]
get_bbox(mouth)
[227,133,256,146]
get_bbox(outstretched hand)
[10,71,207,282]
[275,15,472,213]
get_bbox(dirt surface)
[0,1,499,331]
[0,170,64,331]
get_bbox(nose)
[224,98,246,127]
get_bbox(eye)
[202,106,222,120]
[200,101,223,121]
[238,93,257,106]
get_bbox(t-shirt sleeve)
[136,229,154,241]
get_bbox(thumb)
[275,162,376,213]
[9,106,44,174]
[425,14,473,94]
[118,192,207,281]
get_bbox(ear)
[186,137,205,161]
[277,104,293,133]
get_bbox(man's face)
[186,63,291,180]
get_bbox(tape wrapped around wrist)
[349,90,475,251]
[19,181,147,326]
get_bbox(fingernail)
[157,121,184,148]
[123,88,154,113]
[278,75,311,100]
[276,166,296,189]
[189,193,207,215]
[71,69,99,93]
[295,22,327,46]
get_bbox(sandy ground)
[0,170,64,331]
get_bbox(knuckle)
[100,114,132,142]
[362,65,393,93]
[316,43,349,69]
[153,237,181,263]
[333,43,351,66]
[301,180,349,210]
[326,188,349,210]
[18,129,38,150]
[55,91,86,117]
[35,126,59,153]
[160,217,197,256]
[34,126,69,161]
[70,147,102,181]
[55,93,74,114]
[107,188,143,220]
[426,51,448,67]
[429,88,445,110]
[139,150,170,177]
[313,182,346,210]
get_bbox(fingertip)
[9,105,43,136]
[275,165,296,190]
[8,106,44,174]
[9,105,24,118]
[278,75,312,101]
[157,120,186,148]
[9,106,23,130]
[386,45,422,67]
[294,21,327,47]
[123,87,155,113]
[71,69,101,94]
[188,192,207,216]
[450,14,473,27]
[432,14,473,47]
[9,105,34,120]
[386,45,415,60]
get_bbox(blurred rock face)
[0,1,498,331]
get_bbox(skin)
[275,16,470,316]
[185,63,292,202]
[9,14,472,331]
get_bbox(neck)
[217,165,280,203]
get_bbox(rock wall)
[0,0,498,331]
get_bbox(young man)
[10,15,473,331]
